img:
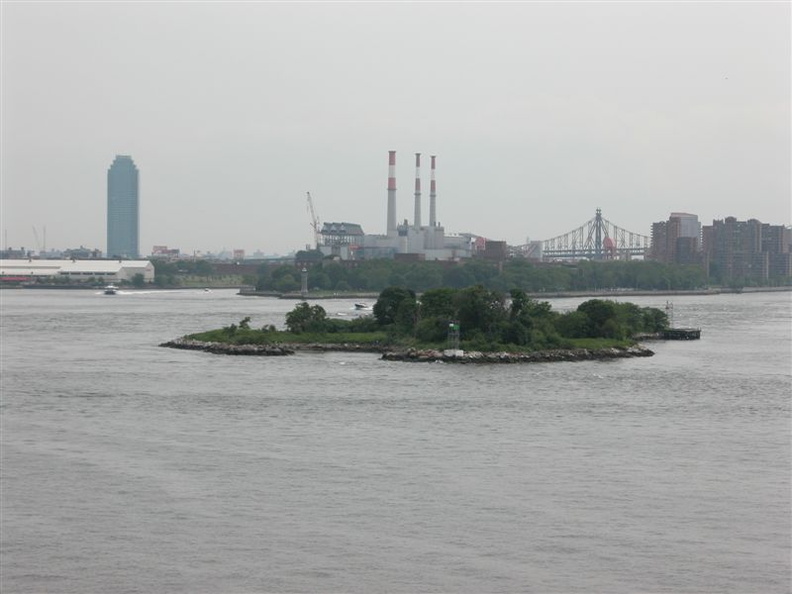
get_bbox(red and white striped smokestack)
[429,155,437,228]
[413,153,422,230]
[386,150,397,236]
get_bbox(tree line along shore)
[7,256,789,292]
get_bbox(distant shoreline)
[0,285,242,291]
[238,286,792,300]
[2,285,789,298]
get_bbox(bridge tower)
[534,208,651,261]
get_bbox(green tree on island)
[285,302,328,334]
[366,286,669,349]
[186,287,669,353]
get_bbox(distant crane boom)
[306,192,321,248]
[32,226,42,254]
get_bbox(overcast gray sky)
[2,1,789,256]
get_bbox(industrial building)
[316,152,476,261]
[0,259,155,284]
[107,155,140,259]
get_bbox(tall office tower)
[670,212,701,242]
[107,155,139,258]
[650,212,702,264]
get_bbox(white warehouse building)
[0,259,155,283]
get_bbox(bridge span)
[512,209,650,261]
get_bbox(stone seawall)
[160,338,386,356]
[381,345,654,363]
[284,343,385,353]
[161,337,653,363]
[159,338,295,356]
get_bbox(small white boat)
[354,302,369,310]
[103,284,119,295]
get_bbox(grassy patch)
[185,328,634,352]
[186,328,389,346]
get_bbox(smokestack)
[413,153,422,230]
[387,150,397,236]
[429,155,437,227]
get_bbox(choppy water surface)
[1,289,790,593]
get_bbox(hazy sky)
[2,1,789,256]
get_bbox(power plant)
[315,151,475,261]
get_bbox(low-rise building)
[0,259,155,283]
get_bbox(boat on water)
[354,302,369,310]
[103,284,119,295]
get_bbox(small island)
[161,286,676,364]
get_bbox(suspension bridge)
[512,208,651,261]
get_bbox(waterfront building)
[107,155,139,258]
[0,259,154,284]
[650,213,701,265]
[762,224,792,278]
[702,217,791,282]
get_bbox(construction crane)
[32,226,42,255]
[306,192,321,248]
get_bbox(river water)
[1,288,790,593]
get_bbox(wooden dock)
[661,328,701,340]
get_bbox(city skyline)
[10,208,789,262]
[2,2,789,255]
[8,163,791,260]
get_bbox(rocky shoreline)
[381,345,653,363]
[160,337,653,363]
[159,338,295,356]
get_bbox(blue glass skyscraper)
[107,155,139,258]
